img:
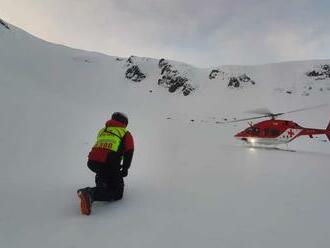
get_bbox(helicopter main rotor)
[225,104,327,124]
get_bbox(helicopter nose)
[234,133,248,142]
[234,132,242,138]
[234,132,248,142]
[234,131,243,137]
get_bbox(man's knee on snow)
[113,188,124,201]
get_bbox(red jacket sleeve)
[122,131,134,152]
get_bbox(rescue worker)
[77,112,134,215]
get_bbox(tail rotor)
[326,119,330,141]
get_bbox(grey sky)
[1,0,329,67]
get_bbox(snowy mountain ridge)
[1,19,330,248]
[0,18,10,29]
[1,18,330,99]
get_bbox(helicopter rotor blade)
[244,104,327,119]
[224,115,272,123]
[283,104,328,115]
[220,104,328,125]
[245,108,273,116]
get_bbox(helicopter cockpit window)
[246,127,259,135]
[246,127,253,134]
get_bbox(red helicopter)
[232,106,330,146]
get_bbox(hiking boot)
[77,188,93,215]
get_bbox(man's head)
[112,112,128,127]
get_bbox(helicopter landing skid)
[243,144,296,152]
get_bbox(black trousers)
[87,160,124,201]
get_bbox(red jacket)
[88,119,134,163]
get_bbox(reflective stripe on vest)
[94,126,127,152]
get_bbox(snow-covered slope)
[1,19,330,248]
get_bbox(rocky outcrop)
[208,68,255,88]
[228,77,240,87]
[125,56,146,82]
[209,69,225,80]
[0,18,10,30]
[306,64,330,80]
[157,58,195,96]
[125,65,146,82]
[228,74,255,88]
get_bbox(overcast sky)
[1,0,330,67]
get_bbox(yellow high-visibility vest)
[93,126,127,152]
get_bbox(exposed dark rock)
[209,69,226,80]
[124,55,146,82]
[210,69,255,88]
[182,84,194,96]
[157,58,195,96]
[161,64,172,75]
[306,64,330,79]
[0,19,10,30]
[228,74,255,88]
[125,65,146,82]
[306,70,323,77]
[209,69,220,79]
[127,55,135,64]
[238,74,250,82]
[168,78,186,93]
[321,64,330,71]
[159,58,168,68]
[228,77,240,88]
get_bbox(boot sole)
[78,191,91,215]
